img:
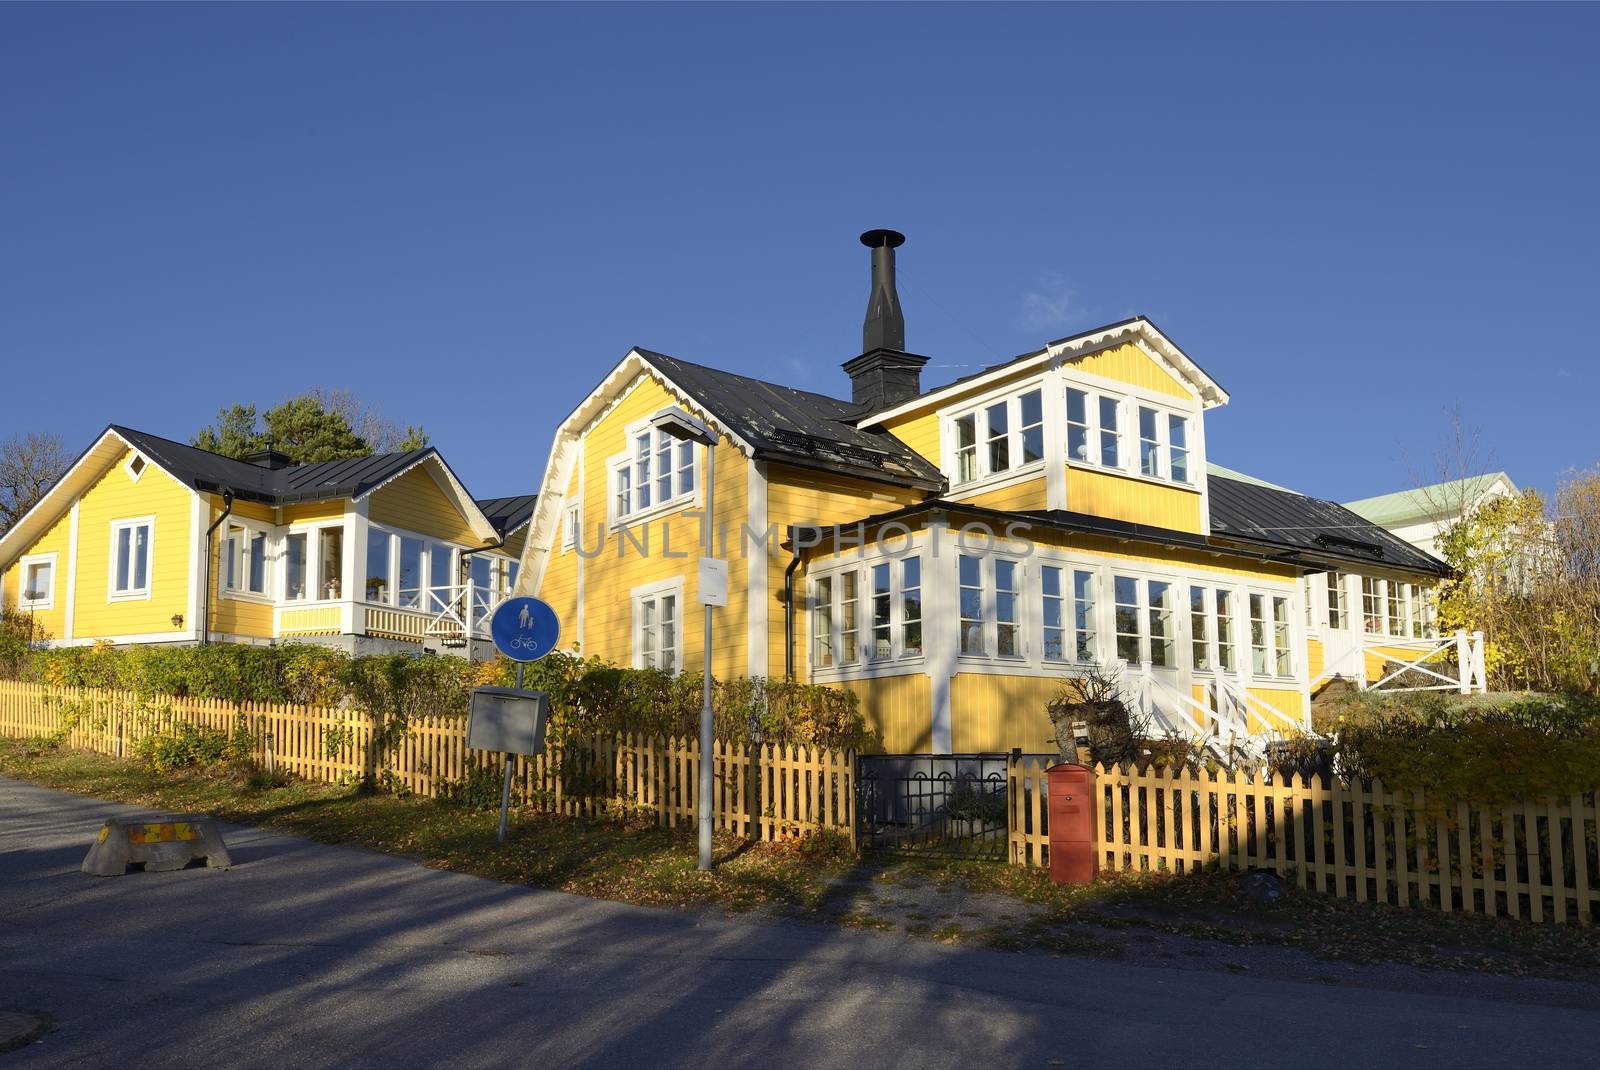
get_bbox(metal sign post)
[475,596,561,845]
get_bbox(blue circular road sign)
[490,597,561,662]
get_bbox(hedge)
[6,641,873,751]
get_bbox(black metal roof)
[476,494,538,537]
[112,426,441,507]
[637,349,946,491]
[1207,474,1449,576]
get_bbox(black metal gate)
[857,754,1012,859]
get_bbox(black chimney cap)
[860,229,905,249]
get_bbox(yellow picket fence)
[0,681,855,845]
[1008,755,1599,924]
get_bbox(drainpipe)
[199,488,234,646]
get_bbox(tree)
[192,390,429,465]
[0,432,68,537]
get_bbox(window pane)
[23,561,50,602]
[1386,581,1403,637]
[319,527,343,599]
[398,537,424,608]
[1041,565,1064,661]
[1148,581,1173,667]
[902,556,922,656]
[995,559,1019,657]
[1066,389,1089,462]
[1099,396,1120,467]
[814,576,833,668]
[955,414,978,484]
[1362,577,1380,633]
[1215,589,1235,671]
[1139,406,1160,477]
[642,599,657,665]
[959,555,984,656]
[1019,390,1043,464]
[132,525,148,591]
[985,402,1009,473]
[283,534,307,600]
[677,440,695,496]
[1073,570,1096,662]
[660,595,676,666]
[1168,415,1189,483]
[840,572,859,664]
[1273,596,1292,676]
[871,563,891,659]
[429,545,453,608]
[366,529,391,602]
[117,526,131,591]
[248,532,267,594]
[1326,572,1344,630]
[1250,594,1268,675]
[220,531,237,591]
[1114,575,1140,662]
[1190,586,1211,670]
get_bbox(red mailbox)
[1046,763,1096,885]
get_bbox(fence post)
[1470,630,1487,693]
[1454,630,1471,695]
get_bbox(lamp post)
[649,407,720,871]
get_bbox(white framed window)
[1361,576,1381,634]
[957,554,1025,660]
[1111,574,1173,667]
[1190,585,1211,671]
[18,552,56,610]
[1247,591,1295,679]
[220,521,270,598]
[813,554,926,670]
[633,579,682,673]
[612,423,698,522]
[317,526,345,600]
[124,453,148,482]
[1065,383,1192,486]
[1187,584,1237,674]
[284,524,347,602]
[948,386,1045,487]
[562,502,581,551]
[284,532,309,601]
[1325,572,1347,630]
[109,517,153,600]
[365,527,393,603]
[1042,565,1096,664]
[1214,589,1236,672]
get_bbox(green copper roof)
[1205,463,1294,494]
[1343,473,1512,527]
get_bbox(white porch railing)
[1125,666,1268,763]
[362,582,509,647]
[1311,629,1487,696]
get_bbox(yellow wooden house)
[516,230,1463,757]
[0,426,532,656]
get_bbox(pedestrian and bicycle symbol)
[490,596,560,662]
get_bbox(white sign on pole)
[698,557,729,607]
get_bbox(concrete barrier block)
[81,817,232,877]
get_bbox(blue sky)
[3,4,1595,503]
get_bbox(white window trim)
[631,576,686,674]
[956,553,1028,663]
[123,452,148,483]
[283,520,349,604]
[808,553,928,679]
[943,377,1049,496]
[562,500,582,551]
[107,516,155,602]
[17,551,58,611]
[607,415,703,529]
[219,518,275,604]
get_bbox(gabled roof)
[635,349,945,491]
[858,315,1230,428]
[112,426,439,506]
[1343,473,1515,528]
[1209,474,1449,576]
[476,494,538,538]
[1,425,498,572]
[1206,462,1295,494]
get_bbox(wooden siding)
[368,464,481,546]
[1070,341,1192,400]
[958,477,1049,513]
[835,672,933,754]
[765,463,924,680]
[950,672,1061,754]
[1065,467,1203,534]
[71,448,194,639]
[1307,638,1326,682]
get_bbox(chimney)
[843,228,928,412]
[244,448,294,470]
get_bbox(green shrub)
[1325,691,1600,807]
[134,718,254,774]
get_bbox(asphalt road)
[3,775,1598,1069]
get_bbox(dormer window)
[610,420,699,522]
[125,454,147,481]
[1066,385,1193,488]
[949,386,1044,487]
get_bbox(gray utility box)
[467,687,550,756]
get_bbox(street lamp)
[648,406,721,871]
